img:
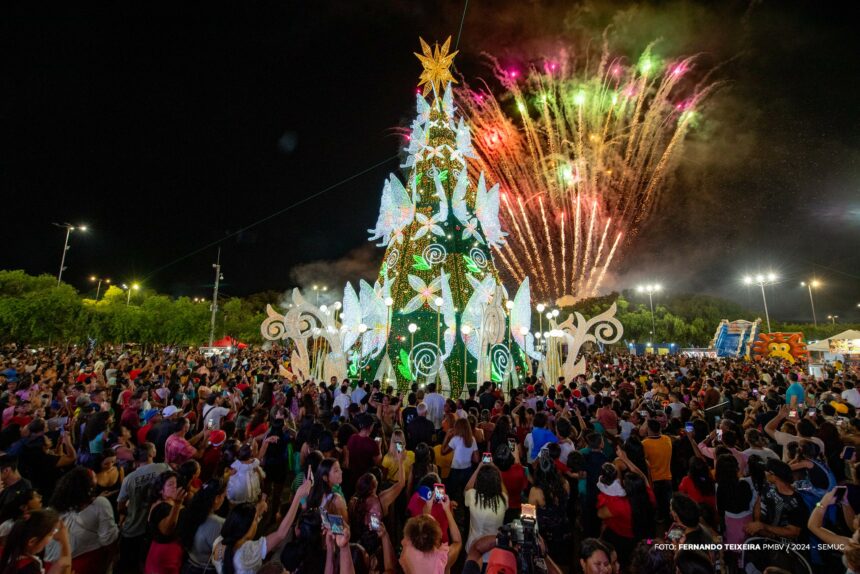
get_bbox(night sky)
[2,1,858,323]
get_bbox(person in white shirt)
[351,380,368,405]
[201,394,232,429]
[334,384,351,414]
[423,382,446,430]
[44,467,119,567]
[842,383,860,408]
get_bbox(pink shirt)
[165,434,196,466]
[399,543,449,574]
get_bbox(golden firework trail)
[459,47,711,304]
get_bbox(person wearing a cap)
[200,429,227,482]
[149,405,184,461]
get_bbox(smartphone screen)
[716,429,723,441]
[307,466,315,485]
[395,442,404,453]
[521,503,537,520]
[808,408,816,417]
[433,483,445,502]
[835,486,847,504]
[207,418,214,430]
[508,439,516,452]
[843,446,856,460]
[482,452,492,464]
[369,514,381,531]
[639,411,648,418]
[789,410,797,418]
[685,422,694,434]
[328,514,345,535]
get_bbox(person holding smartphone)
[400,495,462,574]
[382,429,414,483]
[462,457,507,553]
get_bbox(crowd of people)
[0,343,858,574]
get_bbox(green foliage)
[0,270,271,346]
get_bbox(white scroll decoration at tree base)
[555,303,624,381]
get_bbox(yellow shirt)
[432,444,454,479]
[642,435,673,482]
[381,451,415,481]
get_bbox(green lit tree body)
[366,84,527,396]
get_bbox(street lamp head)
[519,326,529,336]
[333,301,342,310]
[320,305,328,312]
[811,280,820,288]
[121,283,128,289]
[505,300,515,310]
[552,309,560,317]
[536,303,546,313]
[767,273,777,282]
[132,283,140,290]
[434,297,444,308]
[636,286,644,293]
[105,279,111,284]
[384,297,394,307]
[534,332,542,339]
[545,312,553,320]
[322,286,328,292]
[743,276,753,285]
[460,324,471,335]
[408,323,418,333]
[90,276,97,282]
[755,274,765,283]
[78,225,88,232]
[654,284,662,291]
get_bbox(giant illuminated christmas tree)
[360,38,540,395]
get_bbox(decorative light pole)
[54,223,87,286]
[434,297,444,348]
[743,273,777,333]
[536,303,546,342]
[800,280,820,327]
[460,324,471,386]
[90,276,110,301]
[636,284,662,341]
[505,300,515,352]
[408,323,419,380]
[827,315,838,325]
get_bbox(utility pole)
[209,248,222,347]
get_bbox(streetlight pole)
[536,303,545,342]
[54,223,87,286]
[90,276,110,301]
[408,323,418,381]
[801,280,819,327]
[505,300,515,352]
[123,283,139,306]
[827,315,838,325]
[209,248,222,347]
[636,284,662,341]
[743,273,777,333]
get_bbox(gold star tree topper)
[414,36,458,97]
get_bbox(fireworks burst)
[459,46,712,304]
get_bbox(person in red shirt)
[406,474,451,544]
[244,408,269,440]
[678,456,717,517]
[199,429,227,481]
[137,410,161,446]
[495,444,529,523]
[120,394,143,434]
[596,464,656,568]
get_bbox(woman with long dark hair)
[463,462,507,552]
[180,479,227,574]
[46,467,119,573]
[212,479,310,574]
[528,450,571,566]
[441,418,478,506]
[714,454,754,568]
[347,465,405,562]
[0,490,42,542]
[679,456,716,515]
[143,471,186,574]
[0,509,71,574]
[410,443,438,492]
[306,457,348,520]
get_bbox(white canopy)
[807,329,860,352]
